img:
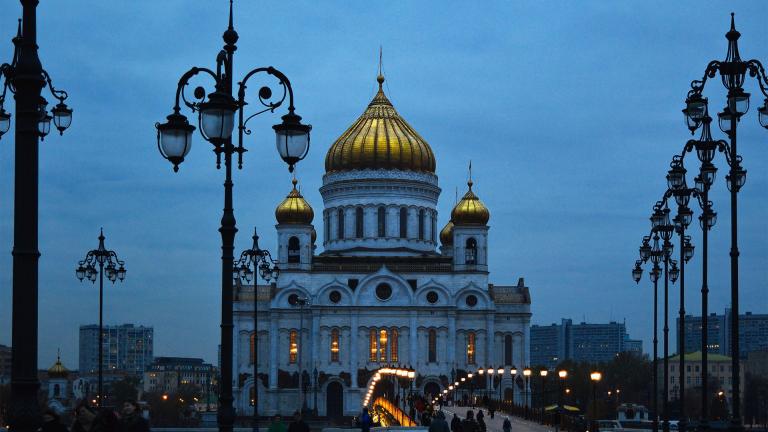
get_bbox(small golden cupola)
[439,220,454,246]
[48,354,70,379]
[275,178,314,225]
[451,179,490,225]
[324,73,436,174]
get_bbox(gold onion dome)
[325,74,436,173]
[48,355,69,379]
[275,179,314,225]
[451,180,490,225]
[440,220,454,246]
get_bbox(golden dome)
[440,220,454,246]
[451,180,490,225]
[48,355,69,379]
[325,75,436,173]
[275,179,314,225]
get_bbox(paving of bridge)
[439,407,553,432]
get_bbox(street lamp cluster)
[363,366,416,409]
[153,2,311,431]
[1,4,74,431]
[233,228,279,432]
[633,13,767,432]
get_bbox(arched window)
[369,329,378,362]
[355,207,364,238]
[467,332,476,364]
[379,329,388,362]
[418,209,425,240]
[399,208,408,238]
[325,212,330,243]
[391,328,399,362]
[289,330,298,363]
[53,384,60,397]
[428,329,437,363]
[431,213,437,242]
[330,328,340,362]
[465,238,477,265]
[505,335,513,366]
[378,206,386,237]
[337,208,345,239]
[250,333,256,365]
[288,236,300,263]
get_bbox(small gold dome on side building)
[440,220,454,246]
[275,179,314,225]
[451,180,490,225]
[48,354,70,379]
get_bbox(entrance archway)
[326,381,343,419]
[504,388,514,403]
[424,382,441,399]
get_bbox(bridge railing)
[373,397,417,427]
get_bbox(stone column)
[350,313,358,388]
[486,315,495,367]
[448,313,456,367]
[410,312,418,367]
[311,311,320,365]
[269,316,278,389]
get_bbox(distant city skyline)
[1,1,767,368]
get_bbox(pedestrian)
[461,410,478,432]
[451,413,462,432]
[71,403,98,432]
[287,411,310,432]
[476,409,484,423]
[268,415,287,432]
[41,409,68,432]
[359,407,372,432]
[421,412,432,427]
[503,417,512,432]
[119,400,149,432]
[429,411,450,432]
[489,406,495,419]
[477,415,486,432]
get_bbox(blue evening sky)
[1,1,767,369]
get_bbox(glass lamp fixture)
[75,265,86,281]
[639,237,652,262]
[632,261,643,284]
[497,367,504,375]
[667,162,687,190]
[650,208,665,230]
[678,206,694,228]
[650,267,660,283]
[117,266,126,281]
[684,93,707,130]
[718,108,734,134]
[510,367,518,375]
[0,107,10,138]
[52,102,73,135]
[674,187,691,208]
[523,368,532,377]
[540,370,548,377]
[699,210,717,231]
[273,111,311,173]
[726,165,747,192]
[758,99,768,129]
[694,117,717,163]
[156,112,196,172]
[669,260,679,284]
[590,372,602,382]
[700,162,717,187]
[728,88,750,116]
[558,370,568,379]
[37,113,52,139]
[487,368,494,375]
[683,236,695,263]
[198,89,236,142]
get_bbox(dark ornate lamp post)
[523,367,532,418]
[234,228,278,432]
[682,14,768,430]
[155,2,310,431]
[590,371,602,432]
[1,3,73,431]
[558,370,568,431]
[75,229,127,407]
[291,296,310,414]
[539,369,549,424]
[635,233,662,432]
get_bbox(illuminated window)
[289,330,298,363]
[428,329,437,363]
[355,207,364,238]
[378,207,386,237]
[391,328,399,362]
[467,332,476,364]
[330,328,340,362]
[379,329,389,362]
[369,329,378,362]
[250,333,256,365]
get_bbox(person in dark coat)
[477,416,486,432]
[119,400,149,432]
[476,410,484,423]
[450,413,462,432]
[359,407,372,432]
[503,417,512,432]
[461,410,478,432]
[428,411,450,432]
[41,409,69,432]
[287,411,310,432]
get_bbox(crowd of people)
[39,401,149,432]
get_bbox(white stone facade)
[232,167,532,417]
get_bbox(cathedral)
[233,72,532,417]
